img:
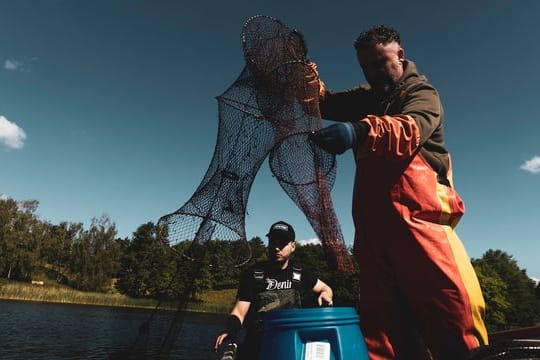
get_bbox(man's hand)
[312,279,333,307]
[214,332,229,352]
[306,61,326,98]
[318,291,333,307]
[310,122,356,154]
[310,121,370,154]
[214,313,243,352]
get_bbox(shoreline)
[0,280,234,313]
[0,297,230,325]
[0,293,230,315]
[0,295,164,311]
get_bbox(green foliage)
[473,249,540,330]
[3,195,540,331]
[0,199,43,280]
[170,238,265,300]
[116,222,176,298]
[69,215,121,292]
[0,199,122,293]
[472,260,510,331]
[41,222,83,283]
[205,240,241,290]
[248,237,268,264]
[294,243,358,308]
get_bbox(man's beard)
[269,252,286,264]
[368,77,394,95]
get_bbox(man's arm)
[312,84,442,158]
[319,88,371,122]
[400,83,443,146]
[358,83,441,159]
[306,61,369,122]
[230,300,251,324]
[214,300,251,351]
[312,279,333,306]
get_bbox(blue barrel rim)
[264,306,359,319]
[263,307,360,330]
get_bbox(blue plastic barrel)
[259,307,368,360]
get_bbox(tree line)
[0,198,539,332]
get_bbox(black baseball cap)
[266,221,295,243]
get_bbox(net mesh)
[158,15,352,273]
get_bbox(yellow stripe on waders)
[436,176,489,346]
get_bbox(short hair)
[354,25,401,50]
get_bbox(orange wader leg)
[389,155,488,359]
[356,228,432,360]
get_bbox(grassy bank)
[0,279,236,313]
[187,289,236,313]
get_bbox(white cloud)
[298,238,321,246]
[0,116,27,149]
[3,57,35,72]
[531,277,539,285]
[520,156,540,174]
[4,59,22,71]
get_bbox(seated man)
[214,220,333,359]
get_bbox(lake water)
[0,300,227,359]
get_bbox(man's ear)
[290,242,296,252]
[398,47,405,63]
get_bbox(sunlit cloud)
[520,156,540,174]
[3,57,35,72]
[4,59,23,71]
[298,238,321,246]
[0,116,27,149]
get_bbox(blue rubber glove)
[310,122,369,154]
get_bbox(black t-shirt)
[233,262,318,360]
[236,261,318,303]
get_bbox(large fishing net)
[114,15,353,359]
[159,15,352,273]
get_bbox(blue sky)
[1,1,539,278]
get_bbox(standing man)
[213,221,333,359]
[310,25,488,359]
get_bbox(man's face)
[268,237,295,263]
[356,41,405,93]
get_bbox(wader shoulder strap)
[292,263,302,284]
[253,268,265,281]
